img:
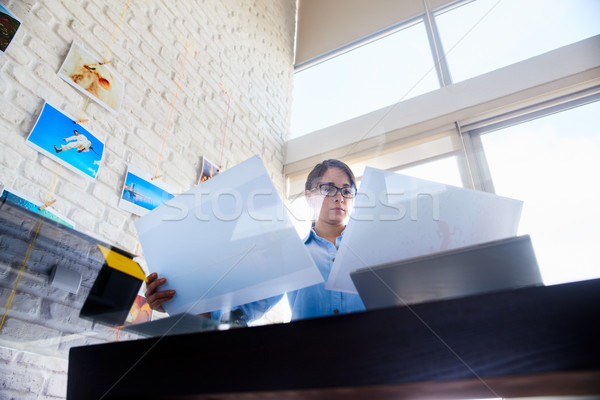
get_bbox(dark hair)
[305,159,356,191]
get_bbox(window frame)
[462,91,600,193]
[285,35,600,198]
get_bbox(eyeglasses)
[313,183,356,198]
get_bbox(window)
[436,0,600,83]
[479,100,600,285]
[290,21,439,138]
[394,156,463,187]
[286,0,600,289]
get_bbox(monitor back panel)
[351,235,543,310]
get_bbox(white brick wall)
[0,0,296,398]
[1,347,69,400]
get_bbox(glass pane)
[481,101,600,285]
[436,0,600,83]
[290,21,439,138]
[287,156,463,238]
[0,191,144,359]
[395,156,463,187]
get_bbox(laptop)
[350,235,543,310]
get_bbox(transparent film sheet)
[135,156,323,315]
[327,167,523,293]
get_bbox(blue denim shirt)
[212,227,365,322]
[286,228,365,320]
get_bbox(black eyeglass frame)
[312,183,357,199]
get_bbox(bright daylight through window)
[290,21,438,138]
[435,0,600,83]
[290,0,600,139]
[395,156,462,188]
[480,100,600,285]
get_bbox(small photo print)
[198,156,220,184]
[26,102,104,181]
[124,294,153,326]
[119,164,174,217]
[0,185,75,229]
[58,41,124,114]
[0,3,21,53]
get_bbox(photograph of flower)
[26,102,104,181]
[0,4,20,54]
[119,164,174,216]
[198,156,220,184]
[58,41,124,114]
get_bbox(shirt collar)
[304,224,346,244]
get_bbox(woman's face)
[305,167,354,226]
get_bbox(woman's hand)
[145,272,175,313]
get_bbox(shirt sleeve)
[210,293,284,323]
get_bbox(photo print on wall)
[26,102,104,181]
[198,156,220,184]
[0,3,21,54]
[58,41,124,114]
[0,185,75,229]
[119,164,174,217]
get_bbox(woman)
[145,159,365,322]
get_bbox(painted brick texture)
[0,0,297,398]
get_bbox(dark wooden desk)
[67,279,600,399]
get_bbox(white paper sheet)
[135,156,323,315]
[326,166,523,293]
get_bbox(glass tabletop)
[0,189,234,360]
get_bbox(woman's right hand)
[145,272,176,313]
